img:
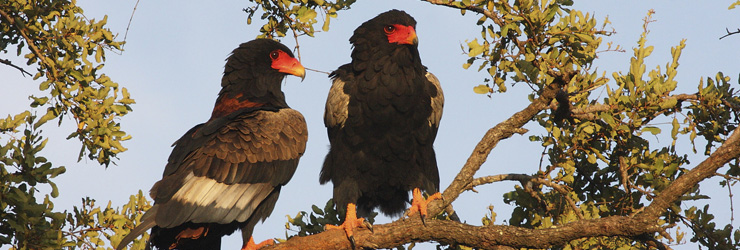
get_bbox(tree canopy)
[2,0,739,249]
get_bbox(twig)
[424,0,504,27]
[464,173,585,220]
[719,27,740,40]
[122,0,141,50]
[715,172,737,223]
[306,67,331,75]
[0,58,33,77]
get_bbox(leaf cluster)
[244,0,356,39]
[1,0,134,166]
[1,0,141,249]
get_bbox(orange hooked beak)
[271,50,306,81]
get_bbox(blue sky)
[1,1,739,249]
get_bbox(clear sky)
[1,1,739,249]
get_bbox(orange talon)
[406,188,442,225]
[241,236,274,250]
[170,226,209,249]
[325,203,371,248]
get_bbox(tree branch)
[0,7,58,81]
[719,27,740,40]
[269,212,658,250]
[642,125,740,218]
[264,120,740,250]
[0,58,33,77]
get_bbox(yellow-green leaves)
[2,1,138,249]
[245,0,355,39]
[458,0,605,95]
[473,84,492,94]
[467,38,486,57]
[3,0,133,166]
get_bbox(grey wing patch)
[324,77,350,128]
[426,72,444,128]
[147,108,308,229]
[155,173,274,227]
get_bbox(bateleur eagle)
[116,39,307,250]
[320,9,444,241]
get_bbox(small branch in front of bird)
[290,24,302,61]
[306,67,331,75]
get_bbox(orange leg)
[241,236,274,250]
[406,188,442,225]
[325,203,372,248]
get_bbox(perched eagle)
[117,39,308,250]
[320,9,444,240]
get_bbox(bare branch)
[306,67,331,75]
[720,27,740,40]
[268,213,658,250]
[121,0,141,50]
[0,58,33,77]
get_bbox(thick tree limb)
[643,125,740,218]
[269,210,656,250]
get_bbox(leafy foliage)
[1,0,143,249]
[1,0,133,165]
[244,0,356,39]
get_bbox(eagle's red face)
[384,24,418,45]
[269,49,306,80]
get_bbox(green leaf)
[642,126,661,135]
[659,97,677,109]
[473,84,491,94]
[467,38,484,57]
[671,117,679,140]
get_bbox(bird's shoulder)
[325,64,355,128]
